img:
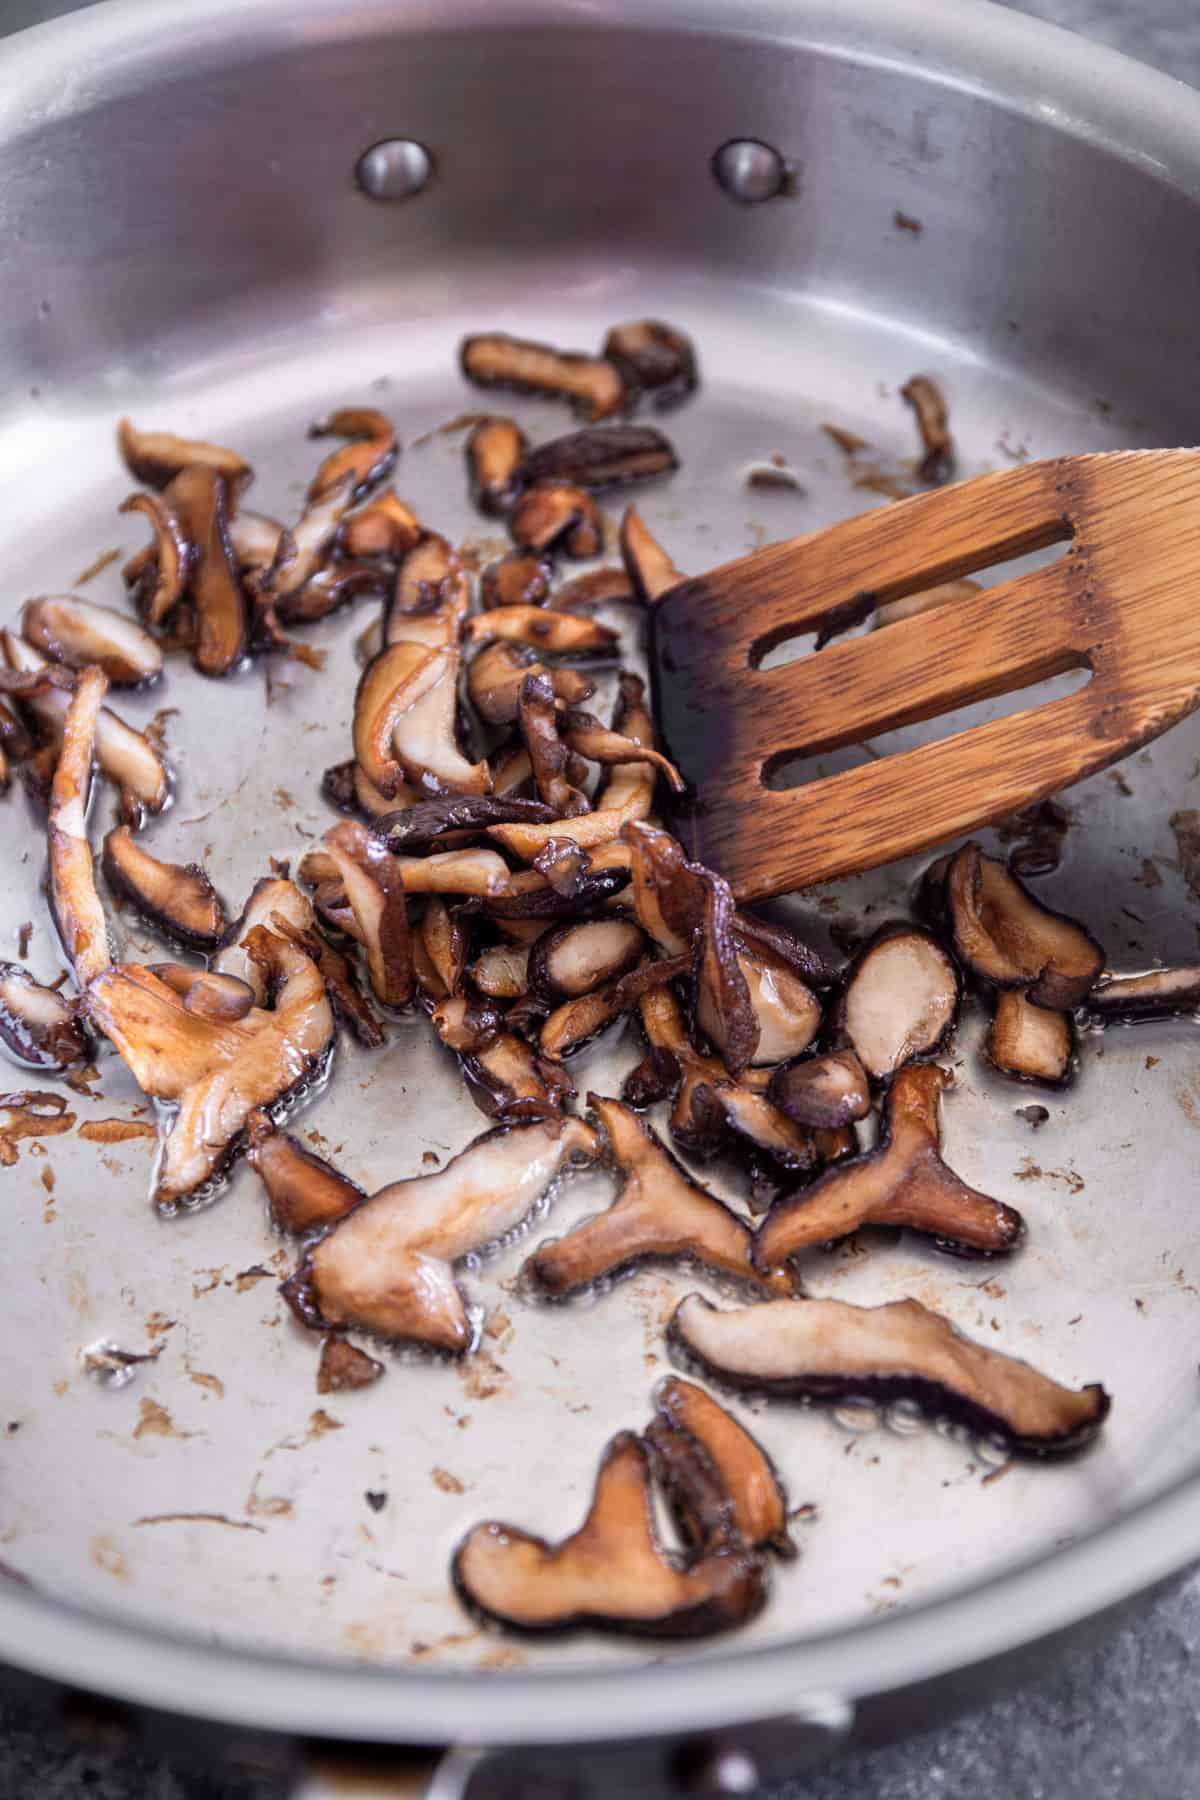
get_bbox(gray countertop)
[2,1,1200,1796]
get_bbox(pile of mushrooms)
[17,316,1195,1650]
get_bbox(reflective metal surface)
[1,0,1200,1756]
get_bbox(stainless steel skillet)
[3,0,1200,1794]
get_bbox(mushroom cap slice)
[165,465,247,677]
[214,877,314,1005]
[528,918,647,1002]
[117,418,250,492]
[986,990,1074,1087]
[459,333,627,422]
[768,1049,871,1131]
[0,964,87,1073]
[837,923,960,1084]
[648,1377,793,1558]
[102,826,225,951]
[521,425,678,491]
[453,1431,765,1636]
[22,597,164,688]
[670,1293,1109,1457]
[245,1110,364,1233]
[944,843,1104,1009]
[465,415,527,516]
[308,821,413,1009]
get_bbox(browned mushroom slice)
[467,641,594,728]
[302,822,412,1008]
[287,1115,597,1349]
[384,544,491,798]
[738,956,822,1067]
[21,596,164,689]
[118,492,192,626]
[484,860,629,922]
[465,416,527,515]
[480,552,554,610]
[1088,966,1200,1019]
[539,977,634,1059]
[528,918,647,1002]
[86,925,334,1207]
[336,492,420,566]
[418,897,469,999]
[245,1108,364,1232]
[986,990,1073,1087]
[813,1124,859,1164]
[387,534,468,642]
[619,505,685,602]
[647,1377,793,1558]
[47,666,110,987]
[560,708,685,791]
[623,1044,682,1110]
[266,473,360,607]
[460,333,627,422]
[470,942,532,999]
[670,1293,1109,1457]
[901,375,954,484]
[224,509,286,573]
[454,1429,765,1637]
[317,1336,385,1392]
[275,560,387,625]
[602,320,698,410]
[428,994,503,1050]
[117,418,250,494]
[0,964,87,1073]
[702,1083,816,1176]
[148,965,256,1022]
[528,1095,794,1297]
[768,1049,871,1130]
[352,642,447,798]
[372,793,555,854]
[307,408,397,504]
[322,760,367,818]
[466,1025,574,1121]
[466,607,618,657]
[693,868,759,1076]
[518,672,590,817]
[837,924,960,1084]
[164,466,247,677]
[392,847,514,898]
[508,483,604,559]
[102,826,224,951]
[755,1062,1023,1269]
[266,908,385,1049]
[212,877,315,1002]
[552,567,636,611]
[522,425,678,491]
[944,843,1104,1008]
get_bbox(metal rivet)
[356,138,434,201]
[712,138,787,204]
[674,1740,760,1795]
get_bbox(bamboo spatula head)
[649,451,1200,902]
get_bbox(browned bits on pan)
[602,320,698,410]
[465,416,527,515]
[317,1336,385,1393]
[901,375,954,485]
[102,826,225,951]
[307,408,398,504]
[508,482,604,559]
[480,552,554,610]
[117,418,251,495]
[521,425,678,491]
[460,333,627,421]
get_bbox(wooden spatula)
[649,451,1200,903]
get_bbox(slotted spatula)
[649,451,1200,902]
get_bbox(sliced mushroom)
[467,641,595,728]
[270,473,361,605]
[466,416,527,515]
[48,666,110,988]
[21,596,164,689]
[286,1115,597,1349]
[0,964,87,1073]
[86,924,334,1207]
[118,492,192,625]
[317,1336,385,1392]
[538,976,637,1059]
[417,897,469,999]
[117,418,250,494]
[602,320,698,410]
[528,918,647,1002]
[670,1293,1109,1457]
[392,847,515,898]
[301,822,412,1008]
[1087,967,1200,1020]
[480,551,554,611]
[527,1095,794,1297]
[352,642,449,798]
[102,826,225,951]
[245,1109,364,1232]
[470,942,531,999]
[986,990,1073,1087]
[460,333,627,422]
[552,567,636,611]
[508,483,604,559]
[213,877,315,1004]
[522,426,678,491]
[339,490,422,561]
[754,1062,1023,1269]
[518,672,590,817]
[275,560,387,625]
[943,843,1104,1008]
[148,965,256,1022]
[428,993,503,1051]
[484,855,630,920]
[623,1044,683,1110]
[433,998,575,1121]
[383,542,491,797]
[768,1049,871,1131]
[372,793,556,854]
[647,1377,792,1558]
[693,867,758,1076]
[164,466,247,676]
[560,708,685,791]
[837,924,960,1084]
[453,1430,765,1637]
[266,908,385,1049]
[465,607,618,658]
[619,505,684,602]
[307,408,397,504]
[901,375,954,484]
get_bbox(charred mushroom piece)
[454,1430,765,1637]
[148,965,256,1022]
[518,673,590,817]
[246,1109,364,1232]
[1087,967,1200,1020]
[437,1001,575,1121]
[338,490,422,561]
[165,466,247,677]
[466,416,527,515]
[768,1049,871,1130]
[560,708,685,791]
[117,419,250,494]
[0,964,87,1073]
[372,793,557,854]
[986,990,1073,1087]
[466,606,618,657]
[508,483,604,559]
[944,843,1104,1009]
[521,426,678,491]
[102,826,225,951]
[301,822,413,1008]
[670,1293,1109,1457]
[118,492,192,626]
[527,1095,794,1297]
[317,1336,385,1393]
[901,375,954,484]
[48,666,110,987]
[470,942,532,1000]
[528,918,647,1002]
[837,924,960,1084]
[307,408,397,504]
[460,333,627,422]
[619,506,685,602]
[267,909,385,1049]
[755,1062,1023,1268]
[648,1377,793,1557]
[480,552,554,611]
[602,320,698,410]
[21,596,163,690]
[286,1116,596,1349]
[86,921,334,1207]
